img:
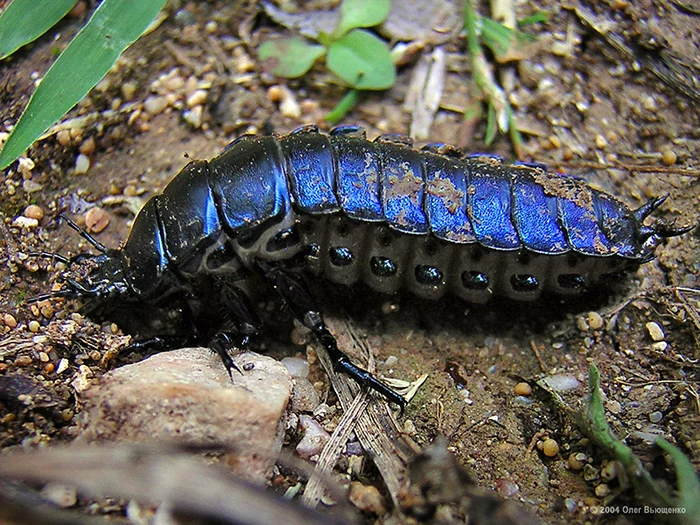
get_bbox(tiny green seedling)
[258,0,395,122]
[579,364,699,524]
[463,0,547,157]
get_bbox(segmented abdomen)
[275,126,647,301]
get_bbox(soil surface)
[1,1,699,524]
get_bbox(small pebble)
[661,149,677,166]
[267,85,283,103]
[3,313,17,329]
[14,355,33,366]
[649,411,663,423]
[18,157,35,174]
[74,153,90,174]
[186,89,208,108]
[646,321,665,342]
[143,95,169,115]
[41,483,77,508]
[124,184,139,197]
[495,478,520,498]
[38,352,50,363]
[56,130,72,146]
[40,303,54,319]
[348,482,386,515]
[600,461,618,481]
[513,382,532,396]
[576,316,589,332]
[595,134,607,149]
[28,320,41,333]
[23,179,43,193]
[24,204,44,221]
[205,20,218,34]
[568,452,587,471]
[385,355,398,367]
[85,207,110,233]
[281,357,309,378]
[542,438,559,457]
[79,137,96,156]
[44,363,55,373]
[12,216,39,229]
[280,95,301,119]
[121,82,138,101]
[56,358,69,374]
[183,105,203,128]
[540,374,580,392]
[651,341,668,352]
[594,483,610,498]
[296,414,330,459]
[586,311,603,330]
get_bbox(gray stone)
[77,348,292,483]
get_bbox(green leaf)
[655,437,700,524]
[0,0,78,60]
[480,15,535,62]
[333,0,391,38]
[519,12,549,26]
[484,103,497,144]
[0,0,167,169]
[258,37,325,78]
[324,89,361,124]
[326,29,395,90]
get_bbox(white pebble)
[41,483,77,508]
[280,95,301,119]
[186,89,208,108]
[56,358,69,374]
[74,153,90,174]
[12,216,39,229]
[651,341,668,352]
[539,374,581,392]
[281,357,309,378]
[385,355,398,366]
[296,414,330,459]
[143,95,168,115]
[18,157,35,174]
[646,322,665,342]
[183,105,203,128]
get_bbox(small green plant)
[579,364,699,524]
[463,0,547,157]
[0,0,166,170]
[258,0,395,122]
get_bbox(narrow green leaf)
[480,16,535,61]
[326,29,395,90]
[258,37,325,78]
[656,437,700,523]
[0,0,167,169]
[0,0,78,60]
[324,89,361,124]
[333,0,391,38]
[484,103,497,144]
[519,12,549,26]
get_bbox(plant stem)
[324,89,361,125]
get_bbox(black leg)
[257,259,406,410]
[211,281,261,379]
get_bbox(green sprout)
[578,364,700,524]
[463,0,547,157]
[0,0,167,170]
[258,0,395,123]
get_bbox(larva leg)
[256,259,406,410]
